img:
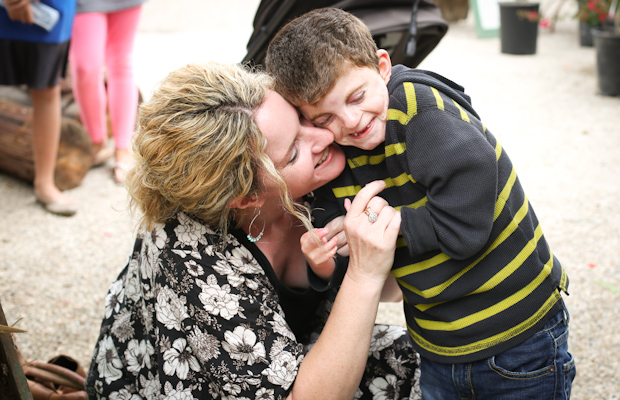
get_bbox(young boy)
[265,7,575,399]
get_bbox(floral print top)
[85,212,421,400]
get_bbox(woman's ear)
[228,193,265,210]
[377,49,392,84]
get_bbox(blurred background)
[1,0,619,398]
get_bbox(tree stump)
[433,0,469,22]
[0,87,93,191]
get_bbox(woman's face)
[255,90,346,199]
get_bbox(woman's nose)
[308,125,334,150]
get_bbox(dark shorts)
[0,39,70,90]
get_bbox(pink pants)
[69,6,142,150]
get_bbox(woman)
[0,0,78,216]
[69,0,147,183]
[85,62,421,399]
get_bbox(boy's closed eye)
[314,114,334,127]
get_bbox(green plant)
[576,0,612,27]
[517,9,552,27]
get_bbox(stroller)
[242,0,449,69]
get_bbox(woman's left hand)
[342,180,401,285]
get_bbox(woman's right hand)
[343,180,401,285]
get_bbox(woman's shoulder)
[137,212,267,283]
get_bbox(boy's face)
[300,50,392,151]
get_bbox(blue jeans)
[420,303,576,399]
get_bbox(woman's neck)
[238,201,309,288]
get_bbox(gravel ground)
[1,0,619,398]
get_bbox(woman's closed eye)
[287,144,299,165]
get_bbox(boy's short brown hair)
[265,7,379,107]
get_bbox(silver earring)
[247,208,265,242]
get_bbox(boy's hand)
[323,216,349,257]
[301,227,338,280]
[5,0,36,24]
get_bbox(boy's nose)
[340,109,359,130]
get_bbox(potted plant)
[575,0,612,46]
[592,0,620,95]
[499,1,550,54]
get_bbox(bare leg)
[29,85,77,215]
[113,147,131,184]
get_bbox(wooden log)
[0,88,93,191]
[433,0,469,22]
[0,300,33,400]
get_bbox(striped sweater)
[312,65,569,363]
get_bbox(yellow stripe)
[396,196,530,301]
[407,289,561,357]
[387,82,417,125]
[452,99,470,123]
[392,253,451,278]
[494,140,503,161]
[393,167,519,287]
[386,142,407,157]
[384,173,412,188]
[470,225,545,296]
[347,154,385,169]
[415,225,548,331]
[393,197,427,213]
[494,167,517,221]
[331,173,419,199]
[332,185,362,198]
[559,265,568,293]
[431,87,444,110]
[346,143,406,170]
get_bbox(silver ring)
[364,207,378,223]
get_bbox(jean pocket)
[489,325,559,379]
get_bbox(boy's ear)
[377,49,392,84]
[228,194,265,210]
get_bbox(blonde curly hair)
[125,62,310,238]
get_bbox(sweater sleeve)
[394,91,498,260]
[311,184,345,229]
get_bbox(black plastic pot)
[499,2,539,55]
[592,29,620,96]
[579,21,596,47]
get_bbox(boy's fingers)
[344,198,352,212]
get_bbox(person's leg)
[471,305,576,399]
[69,12,111,162]
[105,5,142,183]
[419,356,463,399]
[29,85,77,215]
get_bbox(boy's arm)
[395,93,498,260]
[305,187,348,285]
[311,185,345,229]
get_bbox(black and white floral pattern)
[86,212,420,399]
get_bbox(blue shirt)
[0,0,76,44]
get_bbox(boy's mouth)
[351,119,373,139]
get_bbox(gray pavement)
[1,0,620,398]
